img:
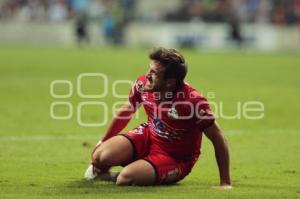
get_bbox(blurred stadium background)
[1,1,300,199]
[0,0,300,51]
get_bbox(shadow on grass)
[46,178,184,196]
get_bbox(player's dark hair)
[149,47,188,88]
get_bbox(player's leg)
[85,135,134,180]
[116,150,195,185]
[85,124,150,181]
[116,159,156,186]
[92,135,134,171]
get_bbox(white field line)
[0,129,297,142]
[0,135,98,142]
[0,130,245,142]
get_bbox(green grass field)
[0,46,299,199]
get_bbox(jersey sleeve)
[128,76,146,112]
[190,91,215,132]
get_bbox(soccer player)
[84,48,232,189]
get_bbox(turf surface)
[0,46,299,199]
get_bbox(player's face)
[144,61,166,92]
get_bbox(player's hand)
[212,184,233,190]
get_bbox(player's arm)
[101,101,136,142]
[96,76,143,146]
[204,122,232,189]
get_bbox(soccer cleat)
[84,164,98,180]
[84,164,120,181]
[99,171,120,182]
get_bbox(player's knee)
[91,148,101,163]
[116,169,134,186]
[92,149,112,166]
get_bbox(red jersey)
[128,75,214,162]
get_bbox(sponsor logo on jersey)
[151,118,184,140]
[167,108,179,119]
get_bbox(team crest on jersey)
[135,80,144,93]
[167,108,179,119]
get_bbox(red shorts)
[120,124,196,184]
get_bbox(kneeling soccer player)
[84,47,232,188]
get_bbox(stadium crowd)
[0,0,300,25]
